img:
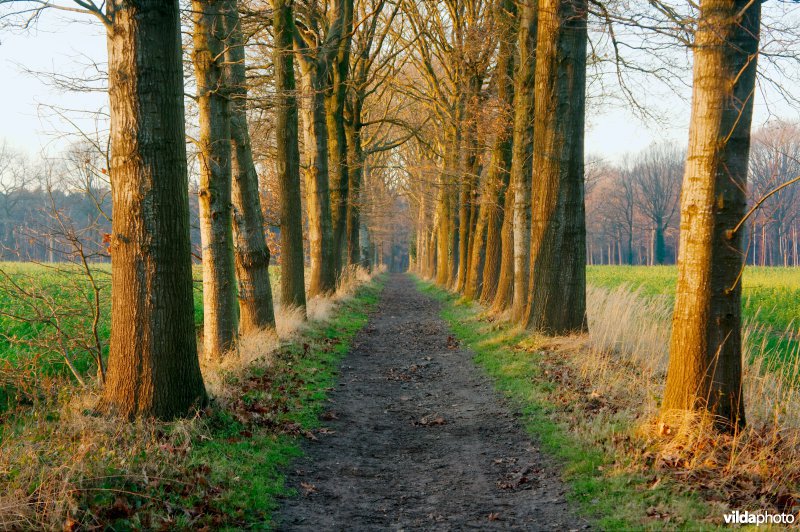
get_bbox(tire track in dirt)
[277,273,590,530]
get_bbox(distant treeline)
[585,122,800,267]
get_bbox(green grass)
[587,266,800,332]
[177,276,383,528]
[414,276,719,531]
[588,266,800,369]
[0,262,281,413]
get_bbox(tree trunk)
[491,181,515,312]
[524,0,588,334]
[223,0,276,334]
[654,218,666,264]
[465,200,488,299]
[274,0,307,312]
[327,0,354,276]
[298,66,337,296]
[663,0,760,431]
[435,168,451,286]
[626,228,634,265]
[510,0,537,322]
[101,0,206,419]
[449,183,461,288]
[456,81,481,293]
[345,100,364,266]
[770,222,782,267]
[472,0,517,302]
[192,0,238,359]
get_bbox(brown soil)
[276,273,589,530]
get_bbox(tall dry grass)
[552,284,800,512]
[201,264,380,398]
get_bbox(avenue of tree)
[2,0,799,432]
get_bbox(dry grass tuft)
[533,284,800,516]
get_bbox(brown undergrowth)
[523,284,800,522]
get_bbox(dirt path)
[277,274,588,531]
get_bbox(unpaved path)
[277,274,588,531]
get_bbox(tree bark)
[101,0,206,419]
[345,109,364,267]
[273,0,307,312]
[327,0,354,275]
[435,167,451,286]
[192,0,239,359]
[510,0,538,322]
[298,68,337,296]
[295,3,345,297]
[491,181,515,312]
[654,219,666,264]
[524,0,588,334]
[663,0,760,431]
[223,0,276,334]
[468,0,517,302]
[456,79,481,293]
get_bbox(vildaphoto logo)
[723,510,796,526]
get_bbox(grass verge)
[414,277,722,531]
[0,274,384,530]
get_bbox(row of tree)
[2,0,796,432]
[1,0,416,419]
[405,0,770,431]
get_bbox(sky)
[0,6,798,165]
[0,12,107,155]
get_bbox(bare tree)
[632,143,682,265]
[273,0,308,312]
[748,122,800,266]
[224,0,277,333]
[294,0,347,296]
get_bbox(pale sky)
[0,6,798,165]
[0,12,107,155]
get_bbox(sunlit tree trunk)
[223,0,276,334]
[274,0,307,312]
[298,67,337,296]
[456,79,482,293]
[327,0,354,276]
[101,0,206,419]
[491,183,515,311]
[435,167,451,286]
[509,0,537,321]
[524,0,588,334]
[193,0,238,359]
[663,0,760,431]
[469,0,517,302]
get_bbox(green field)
[587,265,800,366]
[0,262,283,412]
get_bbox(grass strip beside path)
[414,277,720,531]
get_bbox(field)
[2,263,798,413]
[587,265,800,366]
[0,262,279,413]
